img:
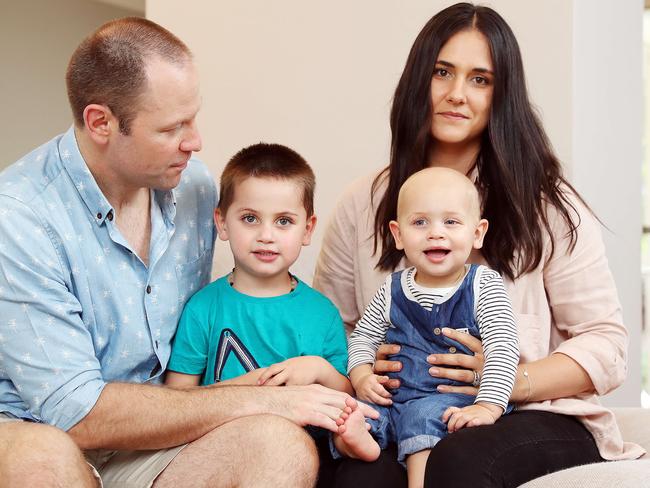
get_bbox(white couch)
[520,408,650,487]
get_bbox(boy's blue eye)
[444,219,459,225]
[413,218,427,226]
[242,215,258,224]
[276,217,293,226]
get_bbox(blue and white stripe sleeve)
[474,267,520,411]
[347,280,392,373]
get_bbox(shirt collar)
[58,126,178,226]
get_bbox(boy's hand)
[217,368,267,386]
[352,372,393,406]
[258,356,330,386]
[442,402,502,433]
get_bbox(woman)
[313,3,645,487]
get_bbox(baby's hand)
[442,403,502,433]
[257,356,328,386]
[353,373,393,406]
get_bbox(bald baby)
[396,167,482,222]
[389,166,488,289]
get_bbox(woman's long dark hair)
[373,2,588,280]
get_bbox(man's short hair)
[219,143,315,217]
[66,17,192,135]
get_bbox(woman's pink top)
[313,172,645,460]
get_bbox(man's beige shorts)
[0,413,186,488]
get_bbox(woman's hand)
[430,327,484,395]
[372,344,402,389]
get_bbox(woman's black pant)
[317,410,603,488]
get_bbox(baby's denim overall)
[366,265,483,462]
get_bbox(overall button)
[433,327,441,335]
[146,285,152,294]
[448,346,457,353]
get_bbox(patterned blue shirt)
[0,127,216,431]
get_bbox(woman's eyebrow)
[436,59,494,75]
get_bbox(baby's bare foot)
[336,398,380,462]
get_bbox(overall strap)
[389,269,436,341]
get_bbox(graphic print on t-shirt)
[213,328,260,382]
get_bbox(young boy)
[333,167,519,487]
[165,143,352,395]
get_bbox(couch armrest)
[611,407,650,455]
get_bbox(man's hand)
[269,384,379,432]
[257,356,329,386]
[442,402,502,433]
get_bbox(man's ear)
[302,215,317,246]
[214,208,229,241]
[389,220,404,250]
[82,104,114,145]
[473,218,489,249]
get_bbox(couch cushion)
[518,459,650,488]
[519,408,650,487]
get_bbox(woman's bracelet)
[522,367,532,403]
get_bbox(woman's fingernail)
[428,355,437,363]
[442,327,452,334]
[393,362,402,371]
[430,368,440,375]
[437,385,449,392]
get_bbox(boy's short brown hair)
[219,143,315,216]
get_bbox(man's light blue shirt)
[0,127,216,431]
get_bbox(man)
[0,18,372,487]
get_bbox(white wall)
[148,0,644,406]
[147,0,574,281]
[571,0,643,406]
[0,0,141,169]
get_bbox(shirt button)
[107,210,114,221]
[146,285,152,294]
[96,212,102,220]
[433,327,441,335]
[448,346,457,353]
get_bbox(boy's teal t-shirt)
[168,275,348,385]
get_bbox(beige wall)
[149,0,644,406]
[0,0,140,168]
[147,0,574,282]
[570,0,643,407]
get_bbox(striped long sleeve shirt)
[348,265,519,411]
